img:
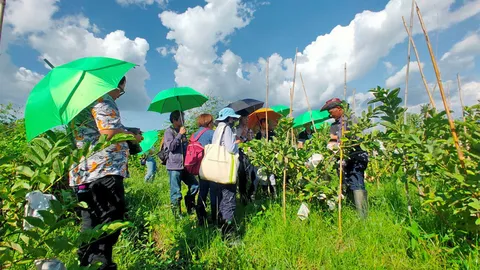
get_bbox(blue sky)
[1,0,480,132]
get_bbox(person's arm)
[92,99,142,142]
[164,128,183,151]
[223,126,238,154]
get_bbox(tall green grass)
[98,168,479,269]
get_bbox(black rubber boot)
[185,195,196,215]
[353,190,368,219]
[195,203,208,226]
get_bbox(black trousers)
[75,175,126,269]
[238,150,248,199]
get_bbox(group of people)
[68,77,368,269]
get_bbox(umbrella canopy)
[25,56,136,141]
[271,105,290,117]
[139,130,159,155]
[293,110,330,129]
[148,87,208,114]
[315,121,332,130]
[247,108,282,129]
[227,98,264,116]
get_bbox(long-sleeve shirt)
[212,122,238,154]
[163,127,187,170]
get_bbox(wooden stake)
[338,119,345,238]
[300,73,317,133]
[290,48,298,146]
[266,58,269,142]
[457,74,467,135]
[344,63,347,101]
[403,0,415,125]
[0,0,6,46]
[416,3,466,170]
[402,16,436,111]
[283,167,287,224]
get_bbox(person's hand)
[235,139,242,144]
[179,127,187,135]
[134,134,144,142]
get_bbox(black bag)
[125,127,143,155]
[158,143,169,165]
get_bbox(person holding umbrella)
[321,98,369,219]
[69,76,144,269]
[164,110,199,218]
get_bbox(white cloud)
[159,0,480,116]
[116,0,168,7]
[156,46,176,57]
[440,32,480,70]
[5,0,59,34]
[385,61,423,88]
[1,1,152,111]
[383,61,396,74]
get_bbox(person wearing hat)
[213,107,241,239]
[321,98,369,219]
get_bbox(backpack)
[157,136,169,165]
[184,128,209,175]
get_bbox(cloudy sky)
[1,0,479,131]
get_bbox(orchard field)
[1,87,479,269]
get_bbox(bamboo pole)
[344,63,347,100]
[457,74,467,135]
[300,73,317,133]
[290,48,298,146]
[0,0,6,46]
[283,164,287,224]
[416,3,466,170]
[403,0,415,125]
[338,119,345,239]
[266,58,269,142]
[402,16,436,111]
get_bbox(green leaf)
[24,216,46,229]
[50,200,63,216]
[476,219,480,225]
[52,159,65,177]
[4,242,23,254]
[44,236,73,254]
[37,210,56,226]
[468,200,480,211]
[16,166,34,178]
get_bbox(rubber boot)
[221,220,235,241]
[353,190,368,219]
[195,203,208,227]
[185,195,196,215]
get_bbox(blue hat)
[216,107,241,121]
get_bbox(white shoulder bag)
[199,124,239,184]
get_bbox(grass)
[94,167,478,270]
[32,167,478,269]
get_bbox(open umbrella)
[25,57,136,141]
[271,105,290,117]
[227,98,264,116]
[293,110,330,129]
[247,108,282,129]
[139,130,159,155]
[148,87,208,114]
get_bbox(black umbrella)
[227,98,264,116]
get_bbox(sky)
[1,0,480,132]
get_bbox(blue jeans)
[197,178,219,222]
[168,170,199,205]
[343,152,368,191]
[144,157,156,182]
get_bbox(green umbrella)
[315,121,332,130]
[271,105,290,117]
[139,130,159,155]
[25,57,136,141]
[148,87,208,114]
[293,110,330,129]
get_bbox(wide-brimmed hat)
[216,107,241,121]
[321,98,343,111]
